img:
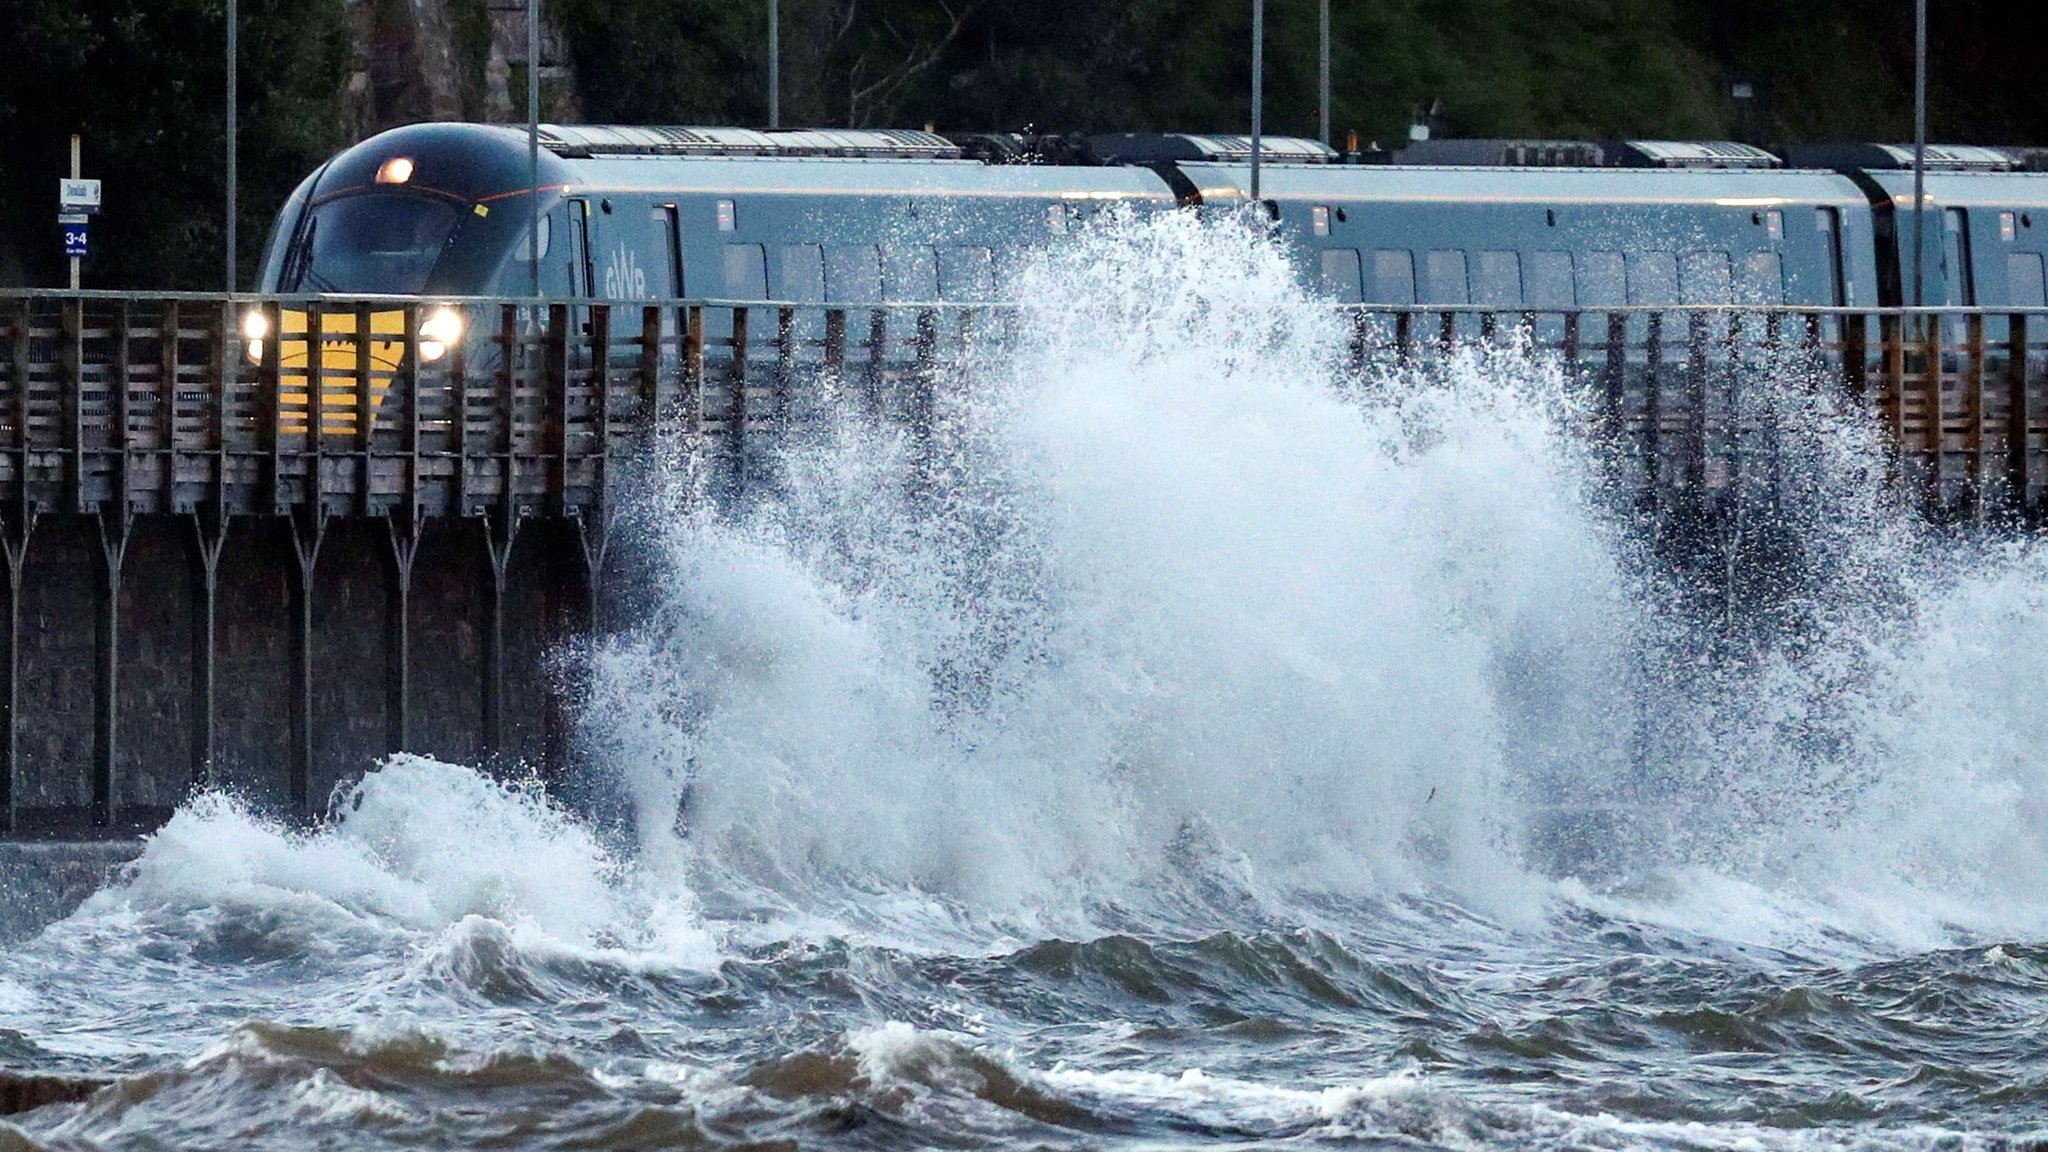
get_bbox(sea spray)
[580,210,1636,919]
[574,209,2048,942]
[111,758,623,940]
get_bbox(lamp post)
[1911,0,1928,308]
[1319,0,1330,149]
[769,0,780,128]
[1250,0,1263,202]
[226,0,237,292]
[529,0,541,297]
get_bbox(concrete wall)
[0,511,610,834]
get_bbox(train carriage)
[1108,136,1884,315]
[252,121,1181,432]
[1786,144,2048,311]
[249,121,2048,439]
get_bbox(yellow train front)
[247,121,567,438]
[239,301,466,437]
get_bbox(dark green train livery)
[256,121,2048,315]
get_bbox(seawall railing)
[0,291,2043,834]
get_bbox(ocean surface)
[3,214,2047,1150]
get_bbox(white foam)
[99,756,715,960]
[584,211,1643,923]
[579,207,2048,948]
[847,1021,2017,1151]
[1043,1061,2011,1151]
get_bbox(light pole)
[529,0,541,297]
[1319,0,1330,149]
[1911,0,1928,308]
[226,0,237,292]
[768,0,780,128]
[1250,0,1263,202]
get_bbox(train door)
[565,199,594,296]
[1942,208,1974,348]
[1943,208,1974,306]
[1816,208,1847,306]
[656,206,683,298]
[563,198,595,371]
[654,205,684,379]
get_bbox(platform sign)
[61,219,88,258]
[58,179,101,213]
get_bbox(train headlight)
[418,306,464,362]
[241,309,269,365]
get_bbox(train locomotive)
[248,121,2048,392]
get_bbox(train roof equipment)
[1386,139,1779,170]
[537,125,963,160]
[1085,133,1339,165]
[1781,143,2018,171]
[1392,139,1608,167]
[1605,141,1781,169]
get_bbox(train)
[245,121,2048,397]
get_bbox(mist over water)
[5,211,2048,1149]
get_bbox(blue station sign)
[59,213,90,258]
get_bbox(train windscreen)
[282,193,462,294]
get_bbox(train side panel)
[1178,163,1881,313]
[1861,170,2048,309]
[518,158,1179,306]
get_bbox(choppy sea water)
[5,214,2048,1150]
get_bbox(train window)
[2002,212,2019,242]
[1765,211,1784,240]
[1047,204,1069,233]
[937,247,995,300]
[1576,251,1625,306]
[723,243,767,299]
[517,213,551,262]
[778,244,825,303]
[1311,206,1331,237]
[291,193,468,294]
[1679,251,1734,305]
[884,246,938,301]
[1626,252,1678,305]
[1423,250,1469,305]
[258,210,299,290]
[1528,251,1574,309]
[824,245,882,302]
[716,200,736,232]
[1737,252,1784,305]
[1474,251,1523,307]
[1319,249,1362,303]
[1367,250,1415,305]
[2010,253,2047,307]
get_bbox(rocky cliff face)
[342,0,579,140]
